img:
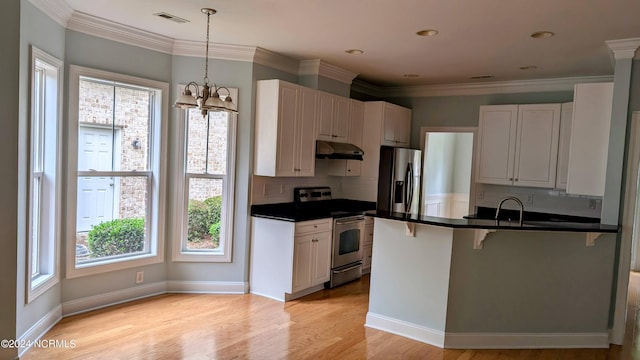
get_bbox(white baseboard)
[166,280,248,294]
[61,280,250,316]
[365,312,445,348]
[61,281,167,316]
[444,332,610,349]
[17,305,63,358]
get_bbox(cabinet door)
[555,102,573,189]
[381,104,398,146]
[316,92,335,141]
[292,234,313,293]
[566,83,613,196]
[514,104,561,188]
[274,84,299,177]
[395,107,412,147]
[333,96,350,142]
[476,105,518,185]
[296,87,317,176]
[311,231,332,286]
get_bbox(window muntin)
[67,65,167,277]
[27,47,63,302]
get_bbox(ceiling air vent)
[470,74,494,79]
[153,12,190,24]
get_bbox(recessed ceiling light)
[530,31,555,39]
[345,49,364,55]
[416,29,439,37]
[403,74,420,78]
[520,65,538,70]
[470,74,493,79]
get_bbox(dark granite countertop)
[367,210,619,233]
[251,199,376,222]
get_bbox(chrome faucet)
[495,196,524,226]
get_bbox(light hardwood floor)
[22,273,640,359]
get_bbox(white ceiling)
[62,0,640,87]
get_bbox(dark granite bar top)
[367,210,619,233]
[251,199,376,222]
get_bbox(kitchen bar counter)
[365,216,618,349]
[251,200,375,222]
[366,210,619,233]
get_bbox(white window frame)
[66,65,168,278]
[26,46,63,302]
[172,86,237,262]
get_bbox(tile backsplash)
[475,183,602,218]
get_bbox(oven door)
[332,216,364,268]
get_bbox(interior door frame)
[419,126,478,216]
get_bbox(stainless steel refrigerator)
[377,146,422,215]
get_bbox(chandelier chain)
[204,11,211,85]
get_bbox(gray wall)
[168,55,254,283]
[446,230,616,333]
[1,1,19,358]
[16,0,66,340]
[398,91,574,148]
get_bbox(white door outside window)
[76,126,115,232]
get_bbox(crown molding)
[28,0,74,28]
[67,11,175,54]
[173,40,257,63]
[606,38,640,60]
[299,59,359,84]
[383,75,614,98]
[253,47,300,75]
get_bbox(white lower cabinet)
[292,229,332,293]
[250,217,332,301]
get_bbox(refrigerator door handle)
[404,163,413,213]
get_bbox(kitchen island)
[365,211,618,349]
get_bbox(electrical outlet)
[279,184,285,194]
[477,191,484,200]
[527,194,534,204]
[136,271,144,284]
[589,199,597,209]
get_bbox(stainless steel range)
[294,187,365,288]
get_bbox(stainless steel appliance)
[377,146,422,215]
[293,187,366,288]
[329,215,364,288]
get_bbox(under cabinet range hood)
[315,140,364,160]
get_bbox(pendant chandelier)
[174,8,238,116]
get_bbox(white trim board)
[366,312,609,349]
[444,332,610,349]
[17,305,63,358]
[365,312,446,348]
[61,280,249,316]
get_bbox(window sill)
[172,251,231,263]
[66,252,163,279]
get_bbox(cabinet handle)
[314,225,318,228]
[509,178,513,181]
[515,178,519,181]
[347,169,351,172]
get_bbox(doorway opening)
[420,127,476,218]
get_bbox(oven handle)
[334,217,365,225]
[332,263,362,274]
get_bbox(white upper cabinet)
[382,103,411,147]
[254,79,317,177]
[555,102,573,190]
[362,101,413,178]
[566,82,613,196]
[317,92,349,142]
[476,104,561,188]
[328,99,364,176]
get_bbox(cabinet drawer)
[295,218,332,235]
